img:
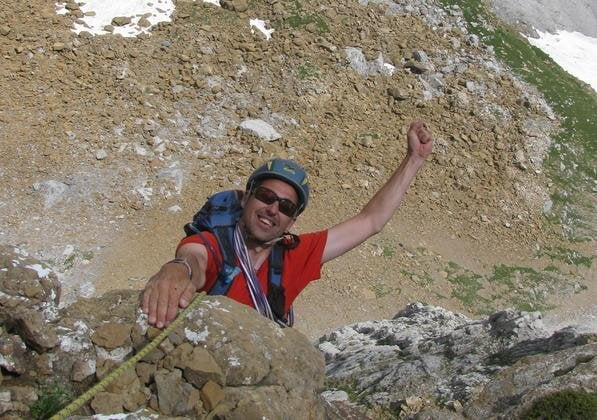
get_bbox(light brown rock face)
[0,282,326,419]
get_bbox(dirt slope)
[0,0,594,338]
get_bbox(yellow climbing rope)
[50,292,207,420]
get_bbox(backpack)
[183,190,294,323]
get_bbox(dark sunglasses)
[252,186,298,217]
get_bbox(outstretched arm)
[141,242,208,328]
[322,120,433,263]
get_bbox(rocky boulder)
[0,265,326,419]
[318,302,596,418]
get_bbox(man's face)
[241,178,298,243]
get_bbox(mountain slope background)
[0,0,594,338]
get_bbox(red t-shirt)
[177,230,328,314]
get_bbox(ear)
[241,190,250,208]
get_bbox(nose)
[264,200,279,215]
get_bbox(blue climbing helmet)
[246,158,310,216]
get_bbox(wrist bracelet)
[166,258,192,279]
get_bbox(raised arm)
[322,121,433,263]
[141,242,208,328]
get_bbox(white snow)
[526,29,597,92]
[25,264,52,278]
[250,19,274,40]
[56,0,176,37]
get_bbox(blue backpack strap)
[267,242,287,321]
[183,190,243,296]
[208,226,241,296]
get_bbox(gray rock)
[155,368,201,416]
[95,149,108,160]
[319,303,594,416]
[32,180,70,209]
[345,47,396,77]
[239,119,281,141]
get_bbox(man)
[142,120,433,328]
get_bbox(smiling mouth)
[257,215,275,228]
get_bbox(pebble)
[239,119,281,141]
[138,17,151,28]
[95,149,108,160]
[111,16,132,27]
[387,87,409,101]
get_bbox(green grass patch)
[443,261,583,314]
[326,380,371,407]
[281,0,330,33]
[538,246,594,268]
[30,383,73,420]
[297,62,320,80]
[448,272,487,308]
[520,390,597,420]
[440,0,597,241]
[371,283,393,298]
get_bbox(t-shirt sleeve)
[176,232,221,292]
[293,230,328,281]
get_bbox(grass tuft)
[30,383,73,420]
[520,390,597,420]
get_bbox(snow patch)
[250,19,274,40]
[25,264,52,279]
[56,0,175,38]
[526,29,597,92]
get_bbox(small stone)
[136,362,156,385]
[183,347,224,388]
[0,26,11,36]
[103,25,114,33]
[14,311,58,352]
[359,134,375,147]
[72,359,96,382]
[138,17,151,28]
[95,149,108,160]
[239,119,281,141]
[91,392,125,415]
[387,87,409,101]
[404,59,431,74]
[221,0,248,12]
[200,381,224,412]
[91,323,131,349]
[447,399,464,413]
[9,385,38,403]
[413,50,429,62]
[480,214,490,223]
[112,16,132,26]
[52,43,65,51]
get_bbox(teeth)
[258,216,273,227]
